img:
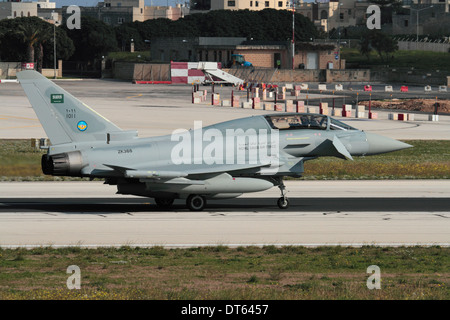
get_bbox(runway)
[1,181,449,248]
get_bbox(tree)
[124,9,319,43]
[359,36,372,61]
[66,16,118,65]
[15,17,42,63]
[115,24,145,52]
[359,30,398,62]
[35,24,53,73]
[39,24,75,72]
[0,17,74,71]
[370,31,398,62]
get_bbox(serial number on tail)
[118,149,133,154]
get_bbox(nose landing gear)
[277,180,289,209]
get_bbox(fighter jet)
[17,70,411,211]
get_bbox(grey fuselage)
[41,113,410,200]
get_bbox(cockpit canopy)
[264,114,356,131]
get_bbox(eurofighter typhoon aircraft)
[17,70,411,211]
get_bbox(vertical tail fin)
[17,70,121,145]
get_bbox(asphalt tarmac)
[0,80,449,140]
[1,181,449,248]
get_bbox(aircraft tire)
[187,194,206,211]
[277,197,289,209]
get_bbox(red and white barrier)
[342,104,352,117]
[369,112,378,119]
[252,97,261,110]
[171,62,221,84]
[211,93,220,106]
[319,102,329,115]
[295,100,305,113]
[275,104,284,112]
[285,100,294,112]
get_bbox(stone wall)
[42,60,63,78]
[239,69,369,83]
[0,61,62,78]
[326,69,370,83]
[397,41,450,53]
[0,62,21,78]
[113,62,171,81]
[113,62,137,80]
[271,69,323,83]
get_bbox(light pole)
[292,0,295,70]
[337,3,343,69]
[402,5,433,48]
[52,10,56,79]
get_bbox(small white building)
[37,0,56,9]
[0,1,57,20]
[0,1,38,20]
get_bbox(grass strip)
[0,246,448,300]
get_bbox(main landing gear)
[277,179,289,209]
[155,195,207,211]
[186,194,207,211]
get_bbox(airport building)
[404,0,450,13]
[150,37,342,70]
[0,0,61,24]
[392,1,450,35]
[208,0,375,32]
[0,0,39,20]
[61,0,190,27]
[210,0,292,11]
[295,0,373,32]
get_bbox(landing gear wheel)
[277,197,289,209]
[155,198,174,209]
[186,194,206,211]
[274,177,289,209]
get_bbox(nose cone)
[365,132,412,155]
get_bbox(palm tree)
[15,19,40,63]
[14,17,54,73]
[36,24,53,73]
